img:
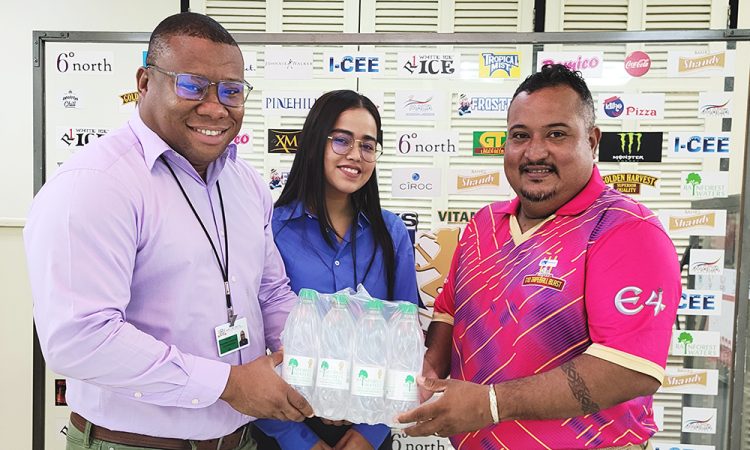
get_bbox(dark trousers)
[251,417,392,449]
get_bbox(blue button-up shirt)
[254,200,419,449]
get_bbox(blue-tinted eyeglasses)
[145,64,253,108]
[327,133,382,162]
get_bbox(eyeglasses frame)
[144,64,253,108]
[327,135,383,162]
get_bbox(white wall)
[1,2,177,448]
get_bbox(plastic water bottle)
[313,293,355,420]
[349,299,388,424]
[385,303,424,425]
[281,288,320,403]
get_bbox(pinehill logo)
[602,173,658,195]
[437,209,476,224]
[679,52,726,73]
[456,172,500,190]
[267,129,301,153]
[473,131,506,156]
[523,257,565,291]
[479,52,520,78]
[120,91,139,105]
[669,213,716,232]
[599,131,662,163]
[663,372,708,389]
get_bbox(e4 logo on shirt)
[614,286,665,316]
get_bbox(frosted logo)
[478,52,520,78]
[55,51,113,73]
[456,93,512,118]
[698,92,732,118]
[669,132,730,158]
[396,130,459,155]
[537,51,603,77]
[688,249,724,276]
[681,407,717,434]
[268,168,289,191]
[392,168,442,198]
[624,51,651,77]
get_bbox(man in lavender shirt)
[25,12,313,450]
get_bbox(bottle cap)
[365,299,384,311]
[298,288,317,303]
[398,303,417,314]
[332,293,349,306]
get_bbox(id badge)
[214,317,250,357]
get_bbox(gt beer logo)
[614,286,665,316]
[472,131,506,156]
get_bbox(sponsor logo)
[473,131,506,156]
[437,209,476,224]
[398,53,458,77]
[232,131,252,150]
[268,168,289,191]
[456,172,500,190]
[55,51,113,73]
[680,171,728,199]
[538,51,603,77]
[448,170,508,195]
[679,290,722,316]
[671,330,720,357]
[120,91,139,105]
[668,51,734,77]
[601,172,660,196]
[325,53,383,76]
[267,129,301,153]
[262,91,318,116]
[265,48,313,79]
[681,407,717,434]
[395,91,443,120]
[614,286,665,316]
[61,90,81,108]
[57,127,108,149]
[659,209,726,237]
[624,51,651,77]
[698,92,732,118]
[523,257,565,291]
[661,369,718,395]
[396,130,458,154]
[415,228,461,307]
[242,51,257,76]
[457,93,512,118]
[599,94,664,120]
[598,132,663,163]
[689,249,724,276]
[394,212,419,245]
[652,442,715,450]
[479,52,520,78]
[679,52,726,73]
[391,168,442,198]
[670,132,730,157]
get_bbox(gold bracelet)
[488,384,500,424]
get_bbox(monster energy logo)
[619,132,642,154]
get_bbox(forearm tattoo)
[561,360,600,415]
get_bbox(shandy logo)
[267,129,301,154]
[478,52,520,78]
[598,131,663,162]
[473,131,506,156]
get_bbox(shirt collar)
[128,108,237,181]
[495,165,606,217]
[276,200,371,228]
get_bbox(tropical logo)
[523,257,565,291]
[478,52,520,78]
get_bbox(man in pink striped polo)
[397,64,681,450]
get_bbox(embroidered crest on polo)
[522,257,565,291]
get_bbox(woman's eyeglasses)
[327,133,382,162]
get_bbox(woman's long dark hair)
[275,90,396,300]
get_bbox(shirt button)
[192,398,200,405]
[334,260,340,266]
[134,392,142,398]
[231,276,237,282]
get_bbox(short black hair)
[511,63,596,128]
[146,12,238,66]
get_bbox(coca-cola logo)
[624,51,651,77]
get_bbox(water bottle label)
[350,364,385,397]
[282,354,315,387]
[316,358,350,389]
[386,370,419,401]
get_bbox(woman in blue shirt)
[252,90,419,450]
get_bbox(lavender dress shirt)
[25,110,296,439]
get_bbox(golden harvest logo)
[415,229,460,307]
[669,213,716,231]
[456,172,500,190]
[663,372,708,389]
[120,91,139,105]
[679,52,726,73]
[602,172,659,195]
[523,257,565,291]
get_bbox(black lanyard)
[160,156,236,326]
